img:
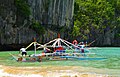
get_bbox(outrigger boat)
[10,35,106,62]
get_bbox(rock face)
[96,31,115,46]
[28,0,74,42]
[0,0,74,50]
[28,0,74,27]
[0,0,119,50]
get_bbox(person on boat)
[80,42,85,53]
[72,40,79,52]
[72,40,78,46]
[44,48,51,53]
[20,47,27,56]
[85,41,88,47]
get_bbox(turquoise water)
[31,47,120,70]
[6,47,120,70]
[80,47,120,69]
[3,47,119,76]
[35,47,120,71]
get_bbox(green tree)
[31,20,45,34]
[73,0,115,40]
[15,0,31,17]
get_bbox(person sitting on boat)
[20,47,27,56]
[44,48,51,53]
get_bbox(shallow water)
[88,47,120,69]
[41,47,120,76]
[83,47,120,76]
[1,47,120,76]
[0,65,115,77]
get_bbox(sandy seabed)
[0,65,119,77]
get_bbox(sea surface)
[88,47,120,69]
[81,47,120,76]
[1,47,119,76]
[40,47,120,76]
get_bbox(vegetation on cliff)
[0,0,120,50]
[73,0,120,46]
[14,0,31,17]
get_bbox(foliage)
[31,20,45,34]
[15,0,31,17]
[72,20,80,37]
[73,0,116,40]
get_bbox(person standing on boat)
[80,42,85,53]
[72,40,78,52]
[20,47,27,56]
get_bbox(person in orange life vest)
[72,40,78,46]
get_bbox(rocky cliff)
[0,0,119,50]
[28,0,74,27]
[0,0,74,50]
